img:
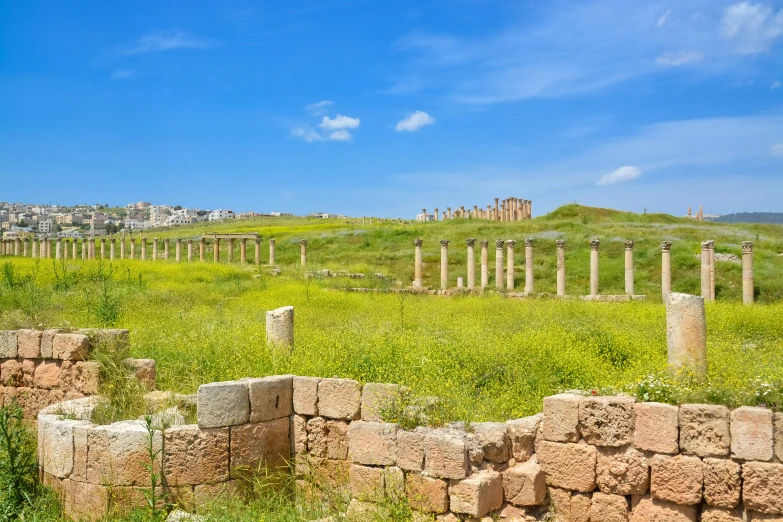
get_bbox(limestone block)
[590,492,629,522]
[64,480,109,521]
[72,423,90,481]
[40,329,61,359]
[596,445,649,495]
[536,441,597,492]
[703,458,741,509]
[406,473,449,514]
[290,414,308,455]
[385,465,405,500]
[15,387,50,417]
[543,394,581,442]
[776,412,783,463]
[87,421,162,486]
[630,496,696,522]
[52,333,91,360]
[361,382,402,422]
[266,306,294,348]
[293,376,319,416]
[397,429,426,471]
[502,460,546,506]
[163,424,229,485]
[348,421,398,466]
[0,330,17,358]
[79,328,130,350]
[21,359,35,387]
[34,361,61,389]
[448,469,503,518]
[547,487,572,521]
[248,374,294,423]
[571,492,592,522]
[350,464,385,502]
[424,428,469,480]
[1,359,22,386]
[17,329,42,358]
[326,420,349,460]
[124,359,156,391]
[749,513,783,521]
[307,416,327,457]
[634,402,679,454]
[74,361,100,395]
[679,404,730,458]
[579,395,635,447]
[701,507,744,521]
[472,422,511,463]
[197,381,249,428]
[731,406,773,461]
[742,462,783,515]
[230,417,289,472]
[40,416,89,478]
[506,413,541,462]
[318,378,361,420]
[650,455,703,505]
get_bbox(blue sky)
[2,0,783,217]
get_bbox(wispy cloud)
[770,143,783,156]
[597,166,642,185]
[109,69,136,80]
[721,2,783,55]
[306,100,334,115]
[656,50,704,66]
[292,114,361,142]
[657,9,672,28]
[319,114,360,131]
[772,80,782,89]
[395,111,435,132]
[120,30,212,55]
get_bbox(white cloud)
[721,2,783,54]
[597,166,642,186]
[291,127,323,142]
[306,100,334,115]
[319,114,360,130]
[655,50,704,66]
[121,31,211,55]
[657,9,672,28]
[395,111,435,132]
[770,143,783,156]
[110,69,136,80]
[771,80,782,89]
[327,130,352,141]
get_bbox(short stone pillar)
[524,238,534,293]
[665,292,707,376]
[440,240,449,290]
[299,239,307,266]
[661,241,672,296]
[187,240,193,262]
[152,238,158,261]
[413,239,423,287]
[164,238,170,260]
[130,239,136,260]
[175,238,182,262]
[31,239,37,258]
[495,240,504,289]
[742,241,754,305]
[100,238,106,259]
[110,238,116,260]
[266,305,294,351]
[56,238,62,260]
[480,240,489,287]
[120,237,125,259]
[269,239,276,265]
[556,240,566,296]
[200,238,206,261]
[434,207,439,221]
[589,240,600,297]
[240,238,247,265]
[624,240,634,295]
[700,240,713,302]
[254,237,261,265]
[141,237,147,261]
[457,277,464,288]
[506,240,515,290]
[213,238,220,263]
[228,238,235,263]
[466,239,476,289]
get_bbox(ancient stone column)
[434,208,439,221]
[175,238,182,262]
[466,239,476,289]
[213,238,220,263]
[742,241,754,305]
[506,240,516,290]
[269,239,276,265]
[200,238,206,261]
[661,241,672,296]
[14,239,20,256]
[228,238,235,263]
[700,240,713,302]
[665,292,707,376]
[23,238,29,257]
[55,238,62,259]
[457,277,464,288]
[100,238,106,259]
[266,305,294,351]
[141,237,147,261]
[120,237,125,259]
[63,239,68,259]
[414,239,423,287]
[299,239,307,266]
[556,240,566,296]
[709,244,715,302]
[255,237,261,265]
[480,240,489,287]
[188,240,193,262]
[494,198,500,220]
[624,240,634,295]
[524,238,534,293]
[152,238,158,261]
[422,209,426,222]
[110,238,116,260]
[240,238,247,264]
[495,240,504,289]
[447,207,452,219]
[130,239,136,260]
[440,240,449,290]
[30,239,37,258]
[89,238,95,260]
[71,239,76,259]
[486,205,491,220]
[164,238,170,260]
[500,202,506,222]
[589,239,600,297]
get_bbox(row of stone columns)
[424,198,532,222]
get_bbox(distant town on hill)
[711,212,783,225]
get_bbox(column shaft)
[495,240,504,289]
[624,241,634,295]
[589,240,599,296]
[440,240,449,290]
[110,239,115,260]
[661,242,672,297]
[228,239,235,263]
[240,238,247,264]
[556,240,566,296]
[742,242,753,305]
[255,239,261,265]
[213,238,220,262]
[700,241,712,301]
[176,239,182,262]
[299,240,307,266]
[506,240,515,290]
[269,239,276,265]
[480,240,489,287]
[188,240,194,262]
[466,239,476,289]
[414,239,423,287]
[524,239,534,293]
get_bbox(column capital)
[701,240,714,250]
[465,238,477,246]
[480,239,489,248]
[524,238,534,246]
[742,241,754,253]
[176,237,181,242]
[200,237,206,243]
[556,240,566,248]
[506,239,516,246]
[24,237,30,243]
[495,239,505,248]
[255,237,261,244]
[101,238,106,243]
[440,239,450,247]
[625,240,634,249]
[188,239,193,244]
[142,237,147,241]
[415,238,423,247]
[131,238,136,243]
[111,238,116,243]
[299,239,307,245]
[589,239,600,250]
[661,241,672,251]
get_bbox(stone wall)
[38,376,783,521]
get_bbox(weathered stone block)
[406,473,449,514]
[124,359,156,391]
[776,412,783,463]
[72,423,90,481]
[40,329,61,359]
[230,417,289,472]
[326,419,349,460]
[423,429,469,480]
[679,404,730,458]
[74,361,100,395]
[472,422,510,463]
[650,455,703,505]
[502,460,546,506]
[701,507,744,521]
[248,374,294,423]
[634,402,679,454]
[361,382,401,422]
[596,446,649,495]
[0,331,17,358]
[590,492,629,522]
[579,395,635,447]
[1,359,22,386]
[743,462,783,515]
[630,496,696,522]
[448,469,503,518]
[39,416,89,478]
[543,394,581,442]
[349,420,397,466]
[293,376,319,416]
[163,424,229,485]
[536,440,597,492]
[318,378,361,420]
[64,480,109,521]
[306,416,327,457]
[397,429,426,471]
[34,361,61,390]
[266,306,294,349]
[15,387,50,417]
[350,464,385,502]
[21,359,35,387]
[506,413,541,462]
[731,406,773,462]
[571,491,592,522]
[197,381,249,428]
[17,329,42,358]
[52,333,91,360]
[290,414,307,455]
[703,458,741,509]
[385,465,405,500]
[87,421,162,486]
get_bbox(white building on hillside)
[416,213,435,222]
[209,209,235,221]
[58,228,83,238]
